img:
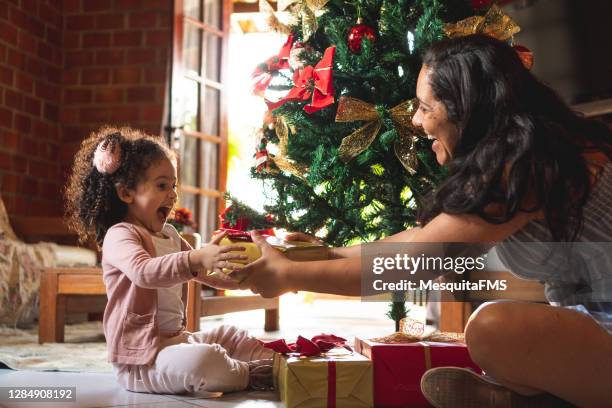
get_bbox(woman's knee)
[465,301,519,365]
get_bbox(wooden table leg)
[186,281,202,332]
[264,308,279,331]
[39,270,66,343]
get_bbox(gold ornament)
[335,97,424,175]
[444,4,520,42]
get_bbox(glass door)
[170,0,230,239]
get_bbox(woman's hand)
[231,231,297,298]
[284,231,324,245]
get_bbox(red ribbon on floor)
[264,334,351,356]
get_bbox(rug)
[0,321,111,373]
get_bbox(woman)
[234,34,612,407]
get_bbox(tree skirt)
[0,321,111,373]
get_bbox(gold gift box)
[274,350,373,408]
[219,236,329,264]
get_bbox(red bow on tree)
[264,334,352,357]
[251,34,294,96]
[266,46,336,113]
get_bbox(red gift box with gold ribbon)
[354,333,481,408]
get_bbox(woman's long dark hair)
[417,34,612,241]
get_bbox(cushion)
[50,244,97,267]
[0,195,18,241]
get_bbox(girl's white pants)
[113,325,274,394]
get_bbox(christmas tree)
[248,0,505,330]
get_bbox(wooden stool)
[38,267,106,344]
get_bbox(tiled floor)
[0,294,426,407]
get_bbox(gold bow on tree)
[335,97,424,175]
[269,115,309,180]
[444,4,520,42]
[259,0,292,35]
[277,0,330,41]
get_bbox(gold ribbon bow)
[335,97,423,175]
[444,4,520,42]
[270,115,309,179]
[258,0,292,35]
[278,0,330,41]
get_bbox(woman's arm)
[237,210,538,297]
[328,227,423,259]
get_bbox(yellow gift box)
[219,236,329,264]
[273,350,373,408]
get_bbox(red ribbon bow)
[264,334,352,357]
[251,35,294,96]
[267,46,336,113]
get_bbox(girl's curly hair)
[65,126,175,246]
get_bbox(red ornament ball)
[348,23,376,54]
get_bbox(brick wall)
[0,0,172,218]
[0,0,63,216]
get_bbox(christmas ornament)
[251,34,294,96]
[335,97,424,174]
[288,42,306,71]
[255,148,270,173]
[444,4,519,42]
[348,18,377,54]
[278,0,331,41]
[267,46,336,114]
[444,5,533,70]
[513,44,534,70]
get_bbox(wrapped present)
[271,337,373,408]
[219,233,328,265]
[354,332,481,408]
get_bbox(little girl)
[65,126,274,394]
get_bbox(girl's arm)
[237,210,538,298]
[103,224,194,288]
[103,225,244,289]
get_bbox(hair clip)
[93,136,122,174]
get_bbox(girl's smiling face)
[412,65,460,165]
[118,157,178,235]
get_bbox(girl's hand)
[188,230,247,276]
[231,231,296,298]
[284,231,324,245]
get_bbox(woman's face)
[412,65,460,165]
